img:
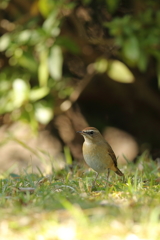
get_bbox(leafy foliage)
[0,0,76,128]
[1,0,160,129]
[107,9,160,71]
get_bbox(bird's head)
[77,127,103,143]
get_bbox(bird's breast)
[82,142,112,173]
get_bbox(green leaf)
[17,52,38,72]
[0,33,10,51]
[48,45,63,80]
[17,30,31,43]
[108,60,134,83]
[29,87,50,102]
[38,50,49,87]
[12,79,30,107]
[94,58,108,73]
[38,0,55,17]
[0,79,11,92]
[55,37,80,54]
[137,52,148,72]
[43,11,60,35]
[35,102,53,124]
[123,36,140,63]
[106,0,119,14]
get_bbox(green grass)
[0,155,160,240]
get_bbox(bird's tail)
[115,168,124,177]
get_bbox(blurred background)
[0,0,160,173]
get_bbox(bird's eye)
[89,131,94,135]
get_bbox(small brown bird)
[77,127,124,186]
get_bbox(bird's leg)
[105,169,110,187]
[122,174,125,183]
[92,172,99,187]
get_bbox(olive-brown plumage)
[78,127,124,186]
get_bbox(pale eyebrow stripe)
[84,130,98,133]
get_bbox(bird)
[77,127,124,187]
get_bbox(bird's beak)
[77,131,83,135]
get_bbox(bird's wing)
[106,142,117,167]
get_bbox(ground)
[0,153,160,240]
